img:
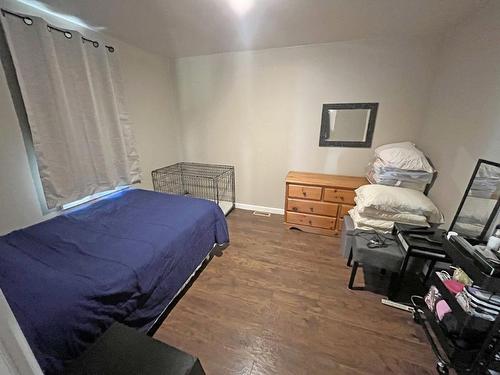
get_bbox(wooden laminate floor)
[154,209,436,375]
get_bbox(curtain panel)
[1,11,141,209]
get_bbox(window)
[62,186,130,210]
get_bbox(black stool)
[66,323,205,375]
[347,235,405,299]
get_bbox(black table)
[391,223,452,298]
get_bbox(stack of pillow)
[366,142,435,192]
[471,163,500,199]
[349,184,444,233]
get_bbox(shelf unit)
[416,301,480,370]
[413,236,500,374]
[431,273,492,339]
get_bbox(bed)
[0,188,229,374]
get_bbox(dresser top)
[286,171,368,189]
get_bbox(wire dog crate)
[152,162,235,215]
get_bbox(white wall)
[417,1,500,226]
[0,58,43,235]
[119,49,182,190]
[175,36,440,209]
[0,0,181,234]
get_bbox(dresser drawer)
[288,184,322,200]
[323,188,355,204]
[287,212,336,230]
[287,198,338,217]
[338,204,354,218]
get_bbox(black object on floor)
[66,323,205,375]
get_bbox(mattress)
[0,188,229,374]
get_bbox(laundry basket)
[152,162,235,215]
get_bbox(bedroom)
[0,0,499,374]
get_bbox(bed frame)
[146,243,228,335]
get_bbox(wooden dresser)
[284,171,368,236]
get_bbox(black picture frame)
[449,158,500,241]
[319,102,378,148]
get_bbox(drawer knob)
[308,220,312,225]
[292,207,298,211]
[302,191,306,196]
[310,208,314,212]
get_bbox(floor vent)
[253,211,271,217]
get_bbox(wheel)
[436,362,448,375]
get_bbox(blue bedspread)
[0,189,229,374]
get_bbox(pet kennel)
[152,162,235,215]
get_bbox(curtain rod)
[1,8,32,24]
[1,8,115,52]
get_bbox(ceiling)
[31,0,487,58]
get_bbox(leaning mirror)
[450,159,500,240]
[319,103,378,147]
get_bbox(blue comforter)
[0,189,229,374]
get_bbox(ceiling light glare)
[16,0,104,30]
[228,0,254,16]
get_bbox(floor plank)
[154,209,435,374]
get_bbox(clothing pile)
[366,142,435,192]
[349,184,444,233]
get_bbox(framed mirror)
[319,102,378,148]
[450,159,500,241]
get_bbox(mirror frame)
[449,158,500,241]
[319,102,379,148]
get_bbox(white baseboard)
[235,203,284,215]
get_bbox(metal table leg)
[348,261,359,289]
[346,247,353,267]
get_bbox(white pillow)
[355,184,444,223]
[349,207,393,233]
[375,142,434,173]
[355,201,429,227]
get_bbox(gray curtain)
[1,11,141,209]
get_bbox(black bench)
[66,323,205,375]
[347,234,405,299]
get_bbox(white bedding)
[354,201,429,226]
[355,184,444,223]
[374,141,434,173]
[349,207,393,233]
